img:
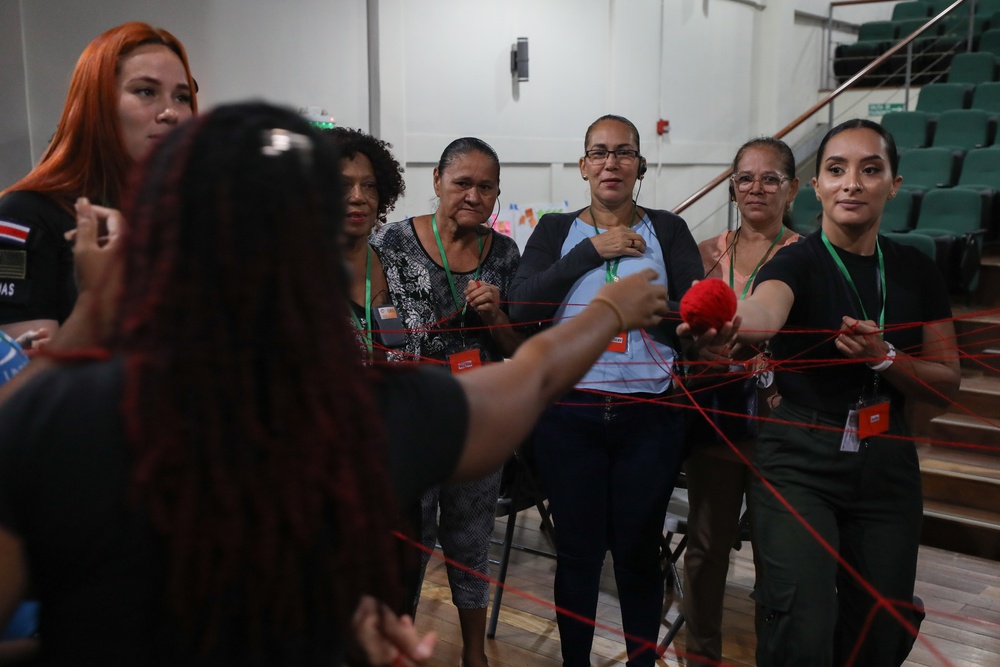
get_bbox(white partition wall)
[4,0,369,168]
[0,0,898,241]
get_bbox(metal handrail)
[672,0,968,215]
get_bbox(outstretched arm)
[450,269,667,481]
[676,278,794,356]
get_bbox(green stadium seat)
[977,28,1000,56]
[897,147,961,190]
[893,18,941,41]
[834,21,897,84]
[947,51,997,83]
[976,0,1000,16]
[893,2,931,21]
[835,41,890,84]
[860,20,899,42]
[971,80,1000,111]
[910,188,986,292]
[931,108,995,150]
[880,189,917,231]
[956,146,1000,187]
[916,82,972,112]
[927,0,969,16]
[954,147,1000,239]
[789,187,821,235]
[883,231,937,261]
[882,110,935,149]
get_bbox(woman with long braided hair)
[0,102,669,665]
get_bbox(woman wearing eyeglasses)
[682,137,800,667]
[509,114,703,667]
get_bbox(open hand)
[350,595,437,667]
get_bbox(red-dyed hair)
[1,22,197,209]
[114,103,401,661]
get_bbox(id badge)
[841,408,861,453]
[857,395,890,439]
[448,348,482,374]
[606,332,629,354]
[372,303,406,348]
[841,395,890,452]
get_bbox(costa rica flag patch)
[0,220,30,245]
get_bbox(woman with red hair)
[0,21,196,340]
[0,102,668,665]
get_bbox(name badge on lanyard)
[606,332,629,354]
[841,395,890,452]
[449,348,482,374]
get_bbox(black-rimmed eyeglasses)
[584,148,639,164]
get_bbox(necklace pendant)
[613,275,620,283]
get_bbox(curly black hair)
[323,127,405,224]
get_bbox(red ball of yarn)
[680,278,737,335]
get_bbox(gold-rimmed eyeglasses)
[731,172,789,193]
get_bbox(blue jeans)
[533,390,687,667]
[1,601,38,640]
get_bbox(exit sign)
[869,102,905,116]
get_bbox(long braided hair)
[114,102,401,658]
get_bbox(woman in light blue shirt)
[509,114,703,667]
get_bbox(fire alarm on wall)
[657,119,670,135]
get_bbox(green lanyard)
[588,205,639,283]
[820,229,886,332]
[349,245,374,361]
[730,228,783,300]
[431,214,484,324]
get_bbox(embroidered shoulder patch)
[0,249,27,279]
[0,220,30,245]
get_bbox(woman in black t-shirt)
[0,103,671,666]
[681,119,960,667]
[0,22,197,340]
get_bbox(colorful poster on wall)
[492,201,571,253]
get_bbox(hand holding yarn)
[680,278,737,335]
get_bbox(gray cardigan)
[508,207,704,341]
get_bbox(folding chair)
[658,479,691,651]
[486,449,555,638]
[657,476,753,657]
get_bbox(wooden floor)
[413,508,1000,667]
